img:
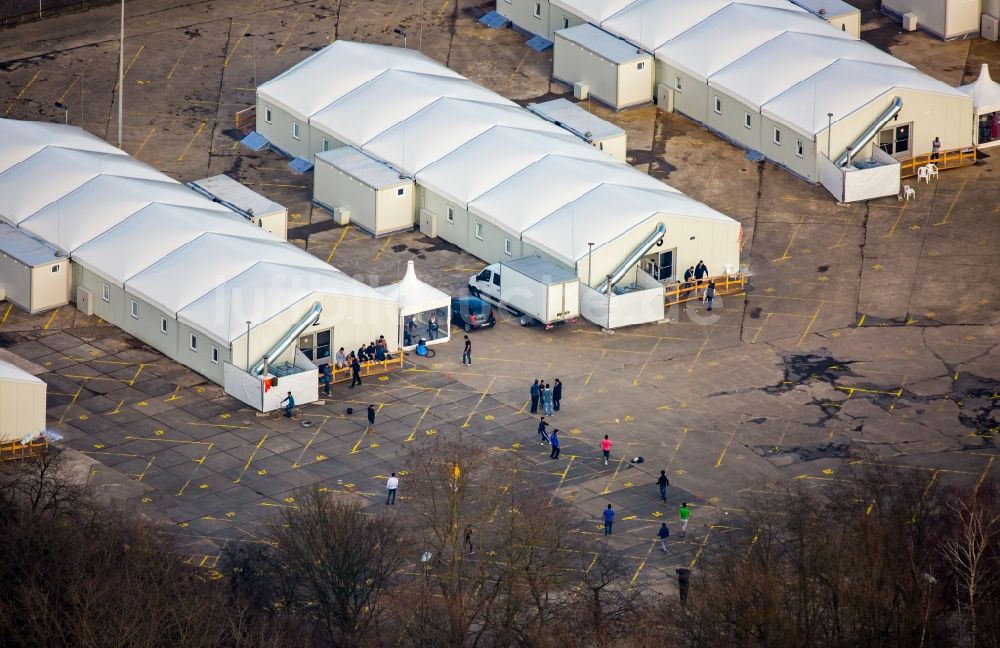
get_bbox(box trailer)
[468,256,580,328]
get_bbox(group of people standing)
[529,378,562,415]
[681,260,717,310]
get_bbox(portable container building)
[188,174,288,240]
[314,147,415,237]
[554,23,653,110]
[0,223,69,314]
[528,98,628,160]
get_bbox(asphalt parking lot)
[1,0,997,584]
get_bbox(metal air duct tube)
[597,222,666,294]
[250,301,322,375]
[835,96,902,168]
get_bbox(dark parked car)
[451,296,496,333]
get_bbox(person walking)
[657,470,669,502]
[658,522,670,553]
[603,504,615,536]
[465,525,474,554]
[542,383,554,416]
[679,502,691,538]
[385,472,398,505]
[553,378,562,412]
[549,429,560,459]
[932,136,941,161]
[537,417,550,445]
[321,363,332,397]
[683,266,695,298]
[529,379,540,414]
[462,335,472,365]
[367,404,376,433]
[600,434,613,466]
[705,281,716,311]
[676,568,691,604]
[350,354,362,388]
[280,391,295,418]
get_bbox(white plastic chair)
[900,185,916,201]
[926,163,939,180]
[916,166,929,184]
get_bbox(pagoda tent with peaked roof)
[377,260,451,350]
[961,64,1000,148]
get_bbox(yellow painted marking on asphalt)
[632,337,661,385]
[373,235,394,261]
[223,23,251,67]
[4,71,40,115]
[884,200,909,237]
[749,312,773,344]
[165,385,182,402]
[686,328,713,374]
[166,43,190,79]
[188,421,252,430]
[0,304,12,327]
[133,127,156,159]
[554,455,575,494]
[934,180,966,226]
[796,301,824,347]
[42,308,60,330]
[667,428,688,470]
[601,449,629,495]
[406,388,441,442]
[234,433,268,483]
[771,215,804,261]
[115,45,145,90]
[177,121,206,161]
[274,15,303,55]
[128,363,145,386]
[134,456,156,481]
[106,399,125,415]
[461,377,497,429]
[325,225,352,263]
[689,527,712,568]
[856,313,866,328]
[177,444,213,496]
[715,419,744,468]
[835,385,903,398]
[975,455,995,493]
[57,387,83,424]
[58,61,91,103]
[582,348,608,387]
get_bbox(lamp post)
[606,274,613,328]
[588,242,595,287]
[245,321,251,371]
[117,0,125,149]
[54,102,68,124]
[827,112,833,160]
[394,28,407,49]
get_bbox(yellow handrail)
[329,350,405,384]
[665,272,746,306]
[0,439,49,462]
[900,146,976,177]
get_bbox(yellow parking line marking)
[975,455,994,493]
[796,302,823,346]
[133,126,155,158]
[373,235,393,261]
[934,179,966,226]
[689,526,713,568]
[176,121,206,161]
[632,337,661,385]
[58,63,90,103]
[405,388,440,442]
[134,456,156,481]
[128,363,145,386]
[461,377,497,429]
[666,427,688,470]
[57,386,83,424]
[749,312,772,344]
[166,43,190,79]
[325,225,352,263]
[771,215,804,261]
[686,329,713,373]
[42,308,60,330]
[715,419,743,468]
[274,15,303,56]
[115,45,145,90]
[234,433,268,483]
[4,71,40,116]
[601,448,629,495]
[0,304,12,327]
[176,447,211,496]
[223,23,251,67]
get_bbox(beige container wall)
[374,184,417,234]
[548,4,587,39]
[175,322,230,384]
[0,254,31,312]
[119,293,179,360]
[883,0,947,36]
[617,57,655,108]
[658,64,708,122]
[464,216,523,264]
[230,293,401,375]
[554,35,622,109]
[946,0,982,36]
[758,118,819,180]
[497,0,549,33]
[423,189,472,250]
[828,12,862,37]
[29,260,70,313]
[255,98,312,160]
[308,126,347,160]
[0,375,45,442]
[313,161,414,236]
[704,90,764,153]
[819,88,974,164]
[595,134,628,161]
[77,266,125,327]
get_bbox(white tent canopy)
[0,358,46,443]
[376,260,451,349]
[961,64,1000,114]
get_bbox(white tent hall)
[0,358,46,443]
[376,261,451,350]
[961,64,1000,147]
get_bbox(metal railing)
[900,146,977,178]
[329,350,405,384]
[0,439,49,462]
[664,272,746,306]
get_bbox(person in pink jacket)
[601,435,613,466]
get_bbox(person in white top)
[386,472,399,505]
[335,347,347,369]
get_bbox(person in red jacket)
[601,435,613,466]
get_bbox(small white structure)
[188,174,288,240]
[0,358,46,443]
[376,260,450,350]
[882,0,996,39]
[528,98,628,160]
[789,0,861,36]
[553,24,653,110]
[961,64,1000,148]
[314,146,415,237]
[0,223,70,314]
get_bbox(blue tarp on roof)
[479,11,510,29]
[240,131,269,151]
[289,157,314,174]
[526,35,553,52]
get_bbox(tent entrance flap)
[250,301,322,375]
[598,222,666,294]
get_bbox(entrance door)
[315,329,332,364]
[643,249,675,281]
[298,333,314,361]
[878,123,911,157]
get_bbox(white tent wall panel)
[0,372,45,442]
[498,0,550,34]
[0,254,31,313]
[119,293,181,362]
[307,126,347,160]
[422,189,472,250]
[758,117,818,180]
[549,5,587,39]
[256,97,311,160]
[77,266,125,327]
[703,90,765,153]
[176,321,231,384]
[883,0,979,38]
[660,66,709,123]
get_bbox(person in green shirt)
[679,503,690,538]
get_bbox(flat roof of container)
[189,174,286,218]
[316,146,411,190]
[788,0,858,19]
[555,23,650,64]
[528,98,626,143]
[502,256,578,284]
[0,222,61,267]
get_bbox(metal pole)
[117,0,124,149]
[827,113,833,160]
[246,321,251,370]
[606,274,613,329]
[588,242,594,287]
[55,102,68,124]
